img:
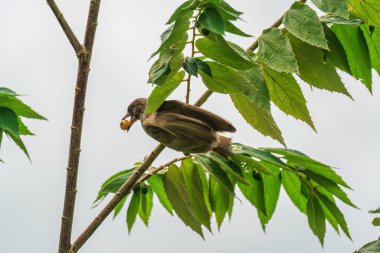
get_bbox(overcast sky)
[1,0,380,252]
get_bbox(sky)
[0,0,380,252]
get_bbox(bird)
[120,98,236,156]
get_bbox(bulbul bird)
[120,98,236,156]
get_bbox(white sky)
[0,0,380,252]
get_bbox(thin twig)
[57,1,102,253]
[47,0,84,56]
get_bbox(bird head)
[121,98,147,131]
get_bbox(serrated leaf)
[231,153,276,176]
[284,2,329,50]
[167,0,199,24]
[138,187,153,226]
[304,171,357,208]
[317,192,351,239]
[281,170,307,213]
[163,165,204,237]
[199,61,253,94]
[225,20,252,37]
[323,25,352,74]
[127,191,141,233]
[357,240,380,253]
[372,218,380,226]
[101,170,135,194]
[258,168,281,231]
[195,38,255,70]
[238,65,271,111]
[6,130,30,160]
[265,148,350,188]
[311,0,349,18]
[0,96,46,120]
[258,28,299,73]
[361,25,380,76]
[145,71,186,114]
[348,0,380,27]
[18,117,34,136]
[287,32,351,97]
[238,171,266,215]
[182,57,199,76]
[234,144,287,169]
[207,152,248,185]
[181,159,212,231]
[230,94,285,146]
[332,24,372,92]
[307,194,326,245]
[209,176,231,230]
[198,8,225,35]
[263,67,315,130]
[320,14,362,25]
[194,154,234,193]
[114,196,127,219]
[0,107,20,137]
[147,175,173,215]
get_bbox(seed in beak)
[120,119,130,131]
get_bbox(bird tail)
[214,135,232,157]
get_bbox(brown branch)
[57,1,102,253]
[47,0,84,56]
[246,0,307,52]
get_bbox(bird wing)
[157,100,236,133]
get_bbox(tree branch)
[57,1,102,253]
[47,0,84,56]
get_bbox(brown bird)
[121,98,236,156]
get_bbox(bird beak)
[121,113,138,132]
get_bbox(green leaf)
[181,159,212,231]
[281,170,307,213]
[258,170,281,230]
[332,24,372,92]
[265,148,350,188]
[101,170,135,194]
[311,0,349,18]
[194,154,234,193]
[207,152,248,185]
[113,196,127,219]
[147,175,173,215]
[152,53,184,86]
[195,38,255,70]
[238,171,266,214]
[369,207,380,214]
[286,32,351,97]
[323,25,352,74]
[18,117,34,136]
[304,171,357,208]
[238,65,270,111]
[258,28,299,73]
[349,0,380,27]
[225,20,252,37]
[198,8,225,35]
[372,218,380,226]
[0,96,46,120]
[127,190,141,233]
[195,59,212,77]
[283,2,329,50]
[5,130,30,159]
[317,192,351,239]
[230,94,285,146]
[263,67,315,130]
[199,61,253,94]
[163,165,204,237]
[231,153,276,176]
[0,107,20,137]
[209,177,231,229]
[151,15,191,59]
[0,87,18,96]
[182,57,199,77]
[167,0,198,24]
[138,187,153,226]
[320,14,362,25]
[361,25,380,76]
[307,194,326,245]
[234,144,287,169]
[357,240,380,253]
[145,71,186,114]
